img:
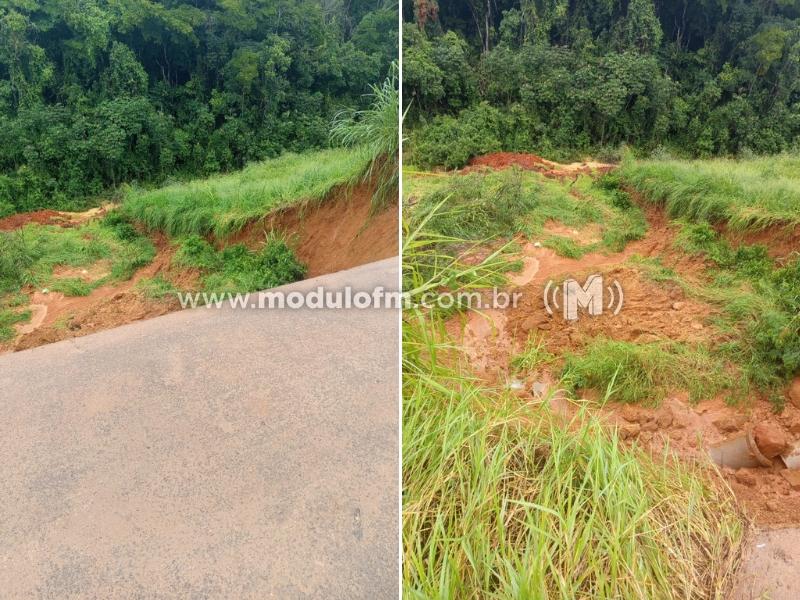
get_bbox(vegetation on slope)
[621,155,800,231]
[0,213,156,340]
[404,0,800,168]
[122,147,369,237]
[406,167,646,258]
[0,0,397,213]
[402,203,746,599]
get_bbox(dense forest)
[403,0,800,167]
[0,0,397,215]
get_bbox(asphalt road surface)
[0,258,399,599]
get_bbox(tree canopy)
[0,0,397,215]
[403,0,800,167]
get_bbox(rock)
[533,242,542,248]
[508,379,525,391]
[671,301,685,311]
[537,323,552,331]
[781,470,800,490]
[618,422,640,440]
[734,470,757,487]
[521,317,538,332]
[753,422,789,458]
[765,500,780,512]
[690,321,703,331]
[788,377,800,409]
[712,414,748,433]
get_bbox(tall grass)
[403,204,747,598]
[405,167,646,256]
[621,154,800,231]
[331,65,399,209]
[123,147,369,238]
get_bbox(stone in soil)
[753,422,789,458]
[713,414,748,433]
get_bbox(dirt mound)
[231,182,398,278]
[0,210,64,231]
[0,205,113,232]
[464,152,616,179]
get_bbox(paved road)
[732,527,800,600]
[0,258,399,599]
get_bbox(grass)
[0,307,31,341]
[331,65,399,209]
[403,316,746,599]
[620,154,800,231]
[562,338,734,405]
[123,147,370,238]
[510,332,555,373]
[404,167,646,257]
[0,213,155,298]
[173,233,306,294]
[403,202,747,598]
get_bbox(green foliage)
[406,167,646,257]
[123,147,369,237]
[562,338,733,404]
[0,1,397,213]
[0,219,155,296]
[404,0,800,164]
[136,276,179,300]
[403,307,745,599]
[174,234,306,294]
[510,333,555,373]
[0,307,30,342]
[331,65,400,209]
[621,155,800,231]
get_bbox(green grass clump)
[0,215,155,297]
[0,308,31,341]
[136,276,179,299]
[510,333,555,373]
[405,167,646,257]
[403,319,746,599]
[123,147,370,238]
[174,234,306,294]
[49,278,93,297]
[620,154,800,231]
[562,338,733,404]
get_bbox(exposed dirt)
[5,236,181,353]
[464,152,616,179]
[721,222,800,261]
[446,158,800,527]
[230,182,398,278]
[0,210,64,230]
[2,183,398,355]
[0,204,113,231]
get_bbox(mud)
[464,152,615,179]
[2,183,398,355]
[0,204,112,231]
[446,158,800,527]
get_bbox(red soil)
[231,182,398,278]
[0,210,64,230]
[464,152,616,179]
[2,183,398,354]
[445,163,800,526]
